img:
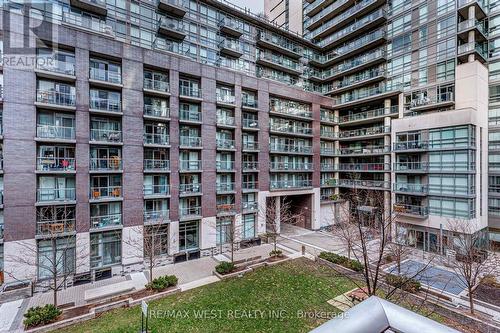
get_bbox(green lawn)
[54,258,357,333]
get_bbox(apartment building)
[265,0,304,35]
[0,0,492,284]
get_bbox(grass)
[54,258,357,333]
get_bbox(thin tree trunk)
[469,287,475,314]
[52,238,58,307]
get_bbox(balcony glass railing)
[179,160,202,171]
[216,203,236,214]
[179,110,202,122]
[242,118,259,128]
[90,129,122,143]
[269,123,313,135]
[458,42,488,59]
[36,89,76,106]
[216,94,236,105]
[144,133,170,145]
[242,201,258,211]
[337,179,390,189]
[180,136,202,147]
[219,38,242,53]
[36,125,75,140]
[338,145,390,155]
[394,162,428,172]
[179,183,202,194]
[406,92,454,110]
[159,17,185,33]
[243,161,259,170]
[37,58,75,76]
[242,181,258,190]
[90,186,122,200]
[89,68,121,84]
[321,49,386,78]
[340,106,397,123]
[216,138,236,149]
[179,86,202,98]
[331,68,385,92]
[90,214,122,229]
[393,203,429,217]
[90,157,122,171]
[37,157,76,172]
[144,104,170,118]
[458,19,486,35]
[320,129,337,138]
[257,32,302,55]
[257,52,300,71]
[321,112,338,123]
[321,163,335,171]
[339,125,390,139]
[144,210,170,223]
[334,83,401,105]
[321,178,337,186]
[309,0,377,32]
[179,206,201,216]
[216,161,235,170]
[336,163,390,172]
[216,115,236,126]
[37,188,76,202]
[144,78,169,93]
[216,182,235,192]
[144,159,170,171]
[144,184,170,196]
[90,98,121,112]
[242,98,258,108]
[270,143,312,154]
[327,29,386,59]
[62,12,114,36]
[36,219,76,236]
[243,142,259,150]
[270,162,313,171]
[270,104,312,119]
[270,179,312,189]
[393,183,428,194]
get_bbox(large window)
[179,221,199,251]
[90,231,122,268]
[37,236,76,279]
[242,214,255,240]
[216,216,233,245]
[429,197,475,218]
[144,225,169,256]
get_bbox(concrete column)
[468,5,476,63]
[384,98,392,222]
[169,221,179,254]
[76,232,90,274]
[334,109,340,195]
[274,196,281,234]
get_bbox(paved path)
[0,299,23,332]
[153,257,218,285]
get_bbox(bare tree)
[387,222,414,274]
[447,219,492,315]
[216,217,244,263]
[6,206,85,307]
[259,197,300,253]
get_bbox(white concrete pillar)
[275,196,281,234]
[3,239,38,283]
[122,226,144,266]
[76,232,90,274]
[169,221,179,255]
[200,217,216,249]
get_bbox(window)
[216,217,233,245]
[242,214,256,239]
[179,220,199,251]
[38,237,76,279]
[436,60,455,82]
[90,231,122,268]
[144,225,169,256]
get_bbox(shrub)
[386,273,421,293]
[146,275,178,291]
[319,252,363,272]
[23,304,61,328]
[215,261,235,275]
[269,249,283,258]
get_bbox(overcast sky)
[228,0,264,14]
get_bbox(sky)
[228,0,264,14]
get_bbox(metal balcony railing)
[270,143,312,154]
[36,219,76,236]
[242,118,259,128]
[90,97,121,112]
[179,160,202,171]
[143,78,169,93]
[270,162,313,171]
[179,110,202,122]
[216,94,236,105]
[242,98,258,108]
[269,123,313,135]
[337,163,390,172]
[144,184,170,196]
[90,213,122,229]
[270,179,312,189]
[242,161,259,170]
[90,128,122,143]
[180,136,202,147]
[338,145,390,155]
[179,183,202,194]
[339,125,390,139]
[179,86,202,98]
[340,106,397,123]
[144,159,170,171]
[36,125,75,140]
[90,157,122,171]
[144,104,170,118]
[37,59,75,76]
[144,133,169,145]
[216,203,236,214]
[243,142,259,150]
[216,182,235,192]
[144,210,170,223]
[179,206,201,216]
[37,188,76,202]
[216,138,236,149]
[393,203,429,217]
[36,89,76,106]
[242,181,258,190]
[337,179,390,189]
[37,157,76,172]
[89,68,122,84]
[216,115,235,126]
[216,161,235,170]
[393,183,429,194]
[90,186,122,200]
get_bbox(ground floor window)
[90,231,122,269]
[37,236,76,279]
[179,220,199,251]
[216,217,233,245]
[144,224,169,256]
[242,214,256,239]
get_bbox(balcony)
[216,115,236,127]
[320,129,337,139]
[242,201,258,212]
[458,0,487,19]
[269,123,313,136]
[180,136,202,148]
[393,183,428,195]
[216,138,236,150]
[327,68,386,94]
[179,160,202,172]
[243,161,259,171]
[144,159,170,172]
[325,29,386,66]
[242,118,259,129]
[320,112,338,123]
[458,19,487,41]
[89,98,121,114]
[36,58,76,79]
[158,17,186,40]
[216,182,235,193]
[216,161,235,171]
[218,18,243,37]
[270,104,312,119]
[336,179,390,190]
[216,94,236,106]
[392,141,428,152]
[457,42,487,64]
[179,86,202,100]
[270,162,313,172]
[179,206,202,220]
[333,84,401,108]
[393,162,428,173]
[393,203,429,218]
[144,133,170,146]
[321,163,335,171]
[270,143,313,154]
[37,188,76,203]
[37,157,76,173]
[242,181,258,191]
[321,147,336,156]
[144,104,170,119]
[321,178,337,187]
[144,210,170,224]
[242,142,259,151]
[179,183,202,195]
[157,0,186,16]
[406,92,454,112]
[62,12,113,37]
[318,49,386,80]
[337,163,390,172]
[144,184,170,197]
[69,0,107,15]
[242,98,258,109]
[90,157,122,172]
[143,78,170,95]
[90,129,122,144]
[90,214,122,230]
[338,145,390,156]
[256,52,302,75]
[219,38,243,58]
[340,106,398,125]
[179,109,202,123]
[338,125,390,140]
[270,179,312,190]
[90,186,122,201]
[36,125,75,142]
[216,203,236,215]
[89,68,122,86]
[256,32,302,59]
[36,89,76,110]
[36,219,76,237]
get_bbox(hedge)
[385,273,421,293]
[146,275,178,291]
[24,304,62,329]
[319,252,363,272]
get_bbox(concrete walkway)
[0,299,23,332]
